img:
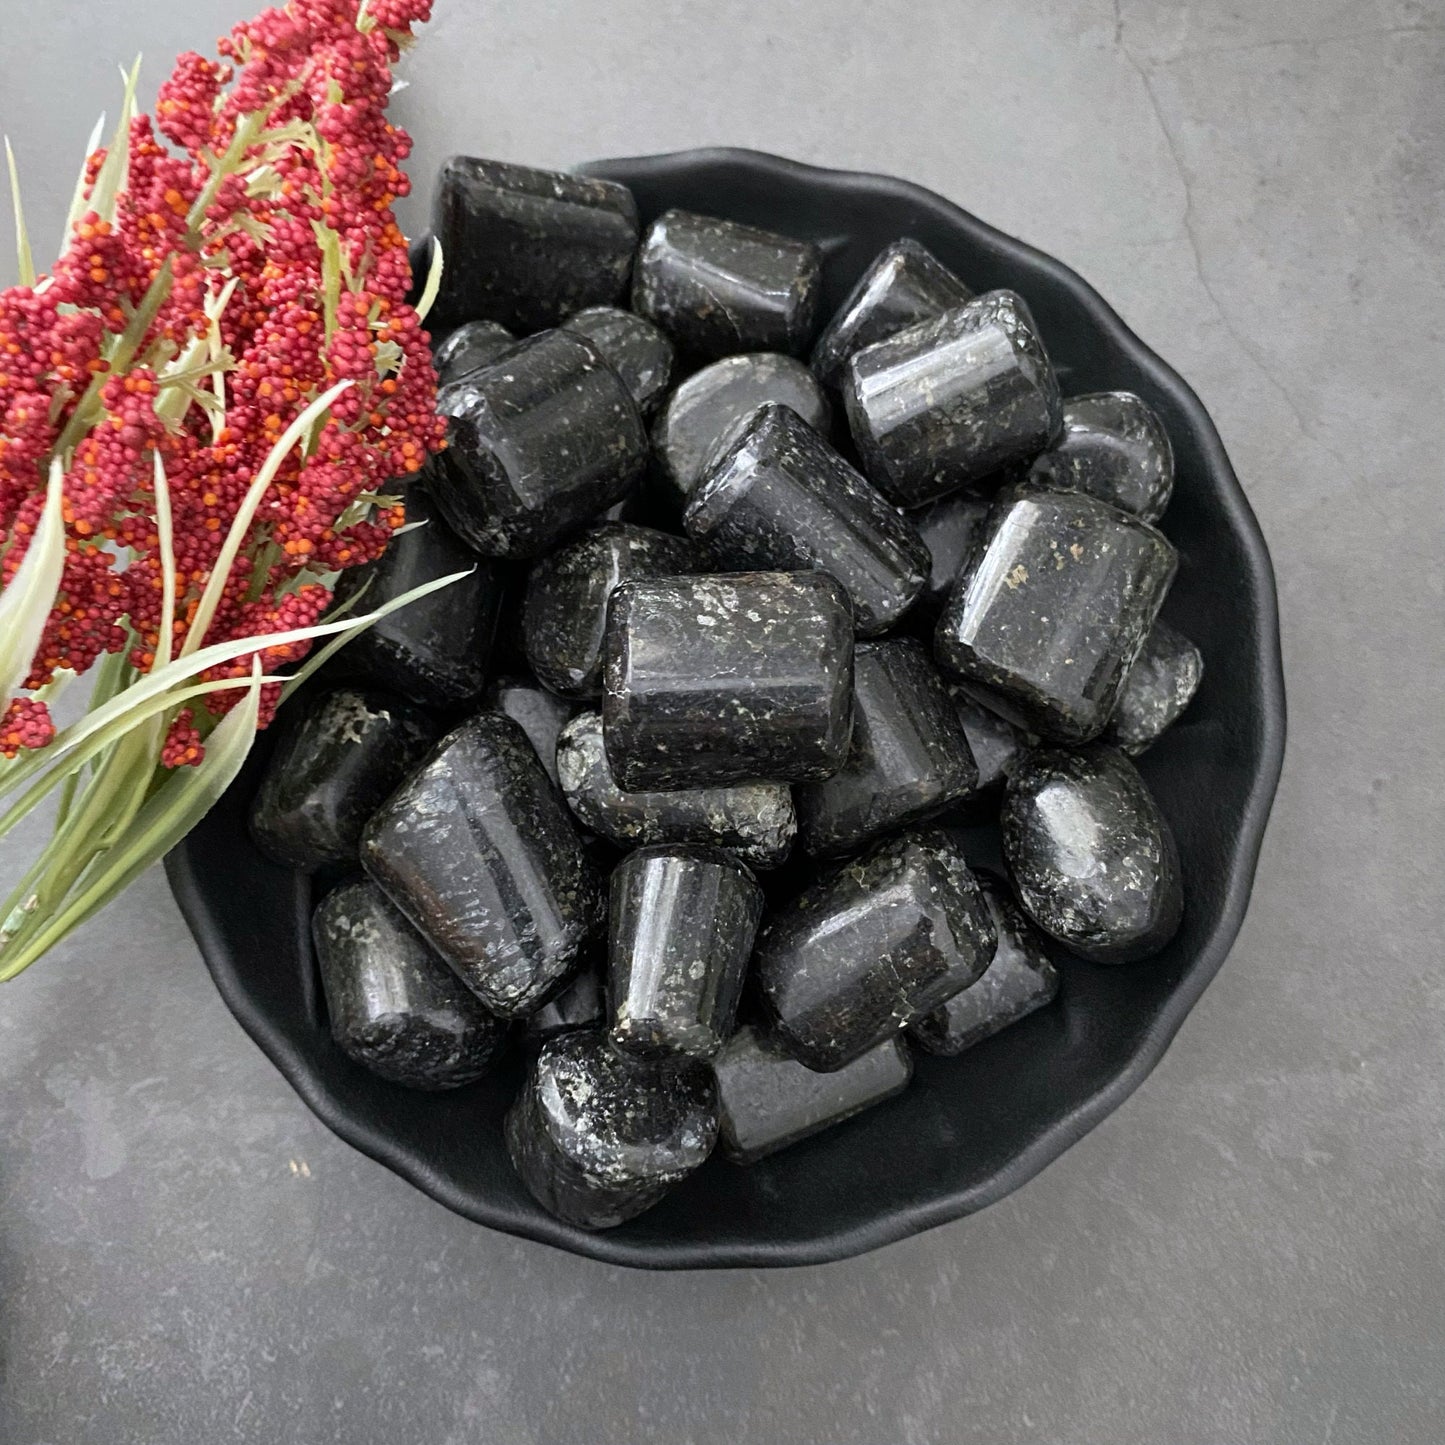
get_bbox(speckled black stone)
[909,870,1060,1055]
[911,489,992,616]
[1002,744,1183,964]
[684,404,929,636]
[328,487,503,708]
[480,674,574,785]
[810,238,974,390]
[429,156,638,332]
[947,685,1029,795]
[795,639,977,858]
[602,570,855,790]
[312,879,508,1089]
[842,290,1063,506]
[1103,618,1204,755]
[608,845,763,1060]
[361,715,604,1017]
[556,711,796,868]
[434,329,649,558]
[250,688,437,872]
[1028,391,1174,524]
[560,306,676,417]
[934,487,1178,742]
[504,1030,717,1230]
[631,209,822,362]
[523,524,700,699]
[524,960,606,1044]
[432,319,515,386]
[652,352,832,511]
[756,827,996,1071]
[713,1026,912,1165]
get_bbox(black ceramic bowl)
[167,149,1286,1269]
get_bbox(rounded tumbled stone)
[560,306,676,417]
[556,711,795,868]
[842,290,1063,506]
[432,319,515,386]
[361,714,605,1017]
[1103,618,1204,754]
[946,685,1029,796]
[684,403,930,636]
[602,570,855,790]
[910,489,992,617]
[632,208,822,361]
[756,827,997,1071]
[312,878,508,1089]
[505,1030,718,1230]
[1002,744,1183,964]
[480,674,575,785]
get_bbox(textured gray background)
[2,1,1442,1441]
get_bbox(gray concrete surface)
[2,1,1442,1441]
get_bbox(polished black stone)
[632,208,822,361]
[795,639,977,857]
[525,960,605,1044]
[250,688,437,872]
[504,1030,717,1229]
[811,238,974,390]
[911,489,992,616]
[934,488,1178,742]
[432,319,515,386]
[608,845,763,1060]
[909,870,1060,1055]
[1103,618,1204,754]
[1028,391,1174,523]
[842,290,1063,506]
[556,711,795,868]
[361,715,604,1016]
[429,156,638,332]
[1002,744,1183,964]
[480,674,574,785]
[947,685,1028,795]
[329,487,504,708]
[560,306,676,417]
[756,827,996,1071]
[434,329,649,558]
[523,523,700,699]
[684,403,929,636]
[602,570,855,790]
[312,878,508,1089]
[652,352,832,511]
[713,1026,912,1165]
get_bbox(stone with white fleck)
[1103,618,1204,754]
[560,306,676,417]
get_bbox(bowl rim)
[167,146,1287,1270]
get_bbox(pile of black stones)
[249,154,1202,1231]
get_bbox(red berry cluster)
[0,0,444,760]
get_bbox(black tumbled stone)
[1002,744,1183,964]
[909,870,1059,1055]
[810,238,974,390]
[480,674,574,785]
[1028,391,1174,523]
[602,570,855,790]
[250,688,437,871]
[361,715,604,1016]
[1103,618,1204,754]
[432,319,515,386]
[632,209,821,361]
[525,960,606,1044]
[557,711,795,868]
[560,306,676,417]
[523,523,700,699]
[608,845,763,1060]
[911,489,992,616]
[795,639,977,858]
[934,488,1177,742]
[430,156,638,332]
[684,403,929,636]
[329,487,504,708]
[312,879,508,1089]
[947,685,1028,795]
[756,827,996,1071]
[505,1030,717,1230]
[713,1026,913,1165]
[434,329,648,558]
[843,291,1062,506]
